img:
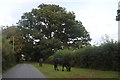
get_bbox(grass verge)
[31,62,120,78]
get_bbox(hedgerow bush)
[45,48,76,66]
[46,41,119,71]
[74,41,119,71]
[2,36,16,71]
[45,55,54,64]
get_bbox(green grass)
[31,62,120,78]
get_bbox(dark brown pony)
[54,58,71,71]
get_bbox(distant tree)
[17,4,91,47]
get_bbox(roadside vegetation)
[31,63,119,78]
[46,40,119,71]
[2,35,16,72]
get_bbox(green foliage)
[45,55,54,64]
[18,4,91,47]
[77,41,119,71]
[54,48,74,60]
[10,4,91,62]
[32,38,62,61]
[46,48,75,66]
[2,26,27,62]
[2,36,16,71]
[46,41,119,71]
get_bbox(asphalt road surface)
[2,63,46,78]
[0,75,2,79]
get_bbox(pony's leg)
[54,64,59,71]
[66,64,71,71]
[62,64,64,71]
[65,65,68,71]
[39,62,41,66]
[39,62,42,67]
[41,62,42,67]
[56,64,59,71]
[54,64,57,70]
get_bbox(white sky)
[0,0,119,45]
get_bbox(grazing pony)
[54,58,71,71]
[39,58,43,67]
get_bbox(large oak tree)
[18,4,91,47]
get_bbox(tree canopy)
[18,4,91,47]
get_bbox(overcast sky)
[0,0,119,45]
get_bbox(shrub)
[53,48,75,66]
[75,41,119,71]
[45,55,54,64]
[2,36,16,71]
[46,41,119,71]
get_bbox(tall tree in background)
[2,4,91,62]
[18,4,91,47]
